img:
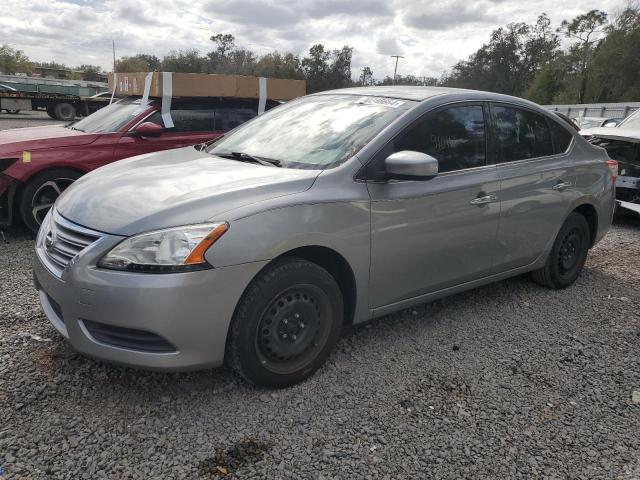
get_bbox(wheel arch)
[571,203,598,247]
[13,165,87,225]
[252,245,358,327]
[14,164,86,199]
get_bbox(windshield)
[618,109,640,130]
[207,94,414,169]
[71,98,152,133]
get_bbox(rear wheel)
[18,168,82,233]
[53,102,76,121]
[227,258,344,388]
[46,106,57,119]
[531,212,590,289]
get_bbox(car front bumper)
[33,221,267,371]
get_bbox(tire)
[5,109,20,114]
[227,257,344,388]
[18,168,82,233]
[46,106,57,119]
[53,102,76,121]
[531,212,590,289]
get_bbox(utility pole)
[390,55,404,85]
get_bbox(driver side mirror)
[385,151,439,179]
[135,122,164,138]
[602,119,619,128]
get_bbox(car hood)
[586,127,640,143]
[0,125,99,155]
[56,147,321,236]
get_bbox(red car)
[0,96,274,232]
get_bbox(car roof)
[311,86,547,108]
[312,86,479,101]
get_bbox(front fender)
[205,200,372,323]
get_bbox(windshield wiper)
[65,123,84,132]
[215,151,281,167]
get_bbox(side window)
[144,111,164,127]
[493,105,553,162]
[145,102,218,132]
[548,119,573,154]
[220,108,258,131]
[169,108,217,132]
[393,105,486,173]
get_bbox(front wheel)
[531,212,590,289]
[18,168,82,233]
[227,258,344,388]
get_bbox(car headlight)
[98,222,228,272]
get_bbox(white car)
[587,110,640,214]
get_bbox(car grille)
[39,210,102,277]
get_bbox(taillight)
[605,159,618,183]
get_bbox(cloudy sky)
[0,0,625,80]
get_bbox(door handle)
[552,181,572,191]
[470,194,498,205]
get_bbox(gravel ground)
[1,116,639,478]
[0,219,638,479]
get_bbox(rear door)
[367,102,501,308]
[490,103,575,272]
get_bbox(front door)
[115,99,225,161]
[367,103,501,308]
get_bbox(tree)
[301,44,354,92]
[558,9,608,102]
[160,49,206,73]
[210,34,235,59]
[584,4,640,102]
[115,54,161,73]
[207,34,237,72]
[327,46,353,89]
[377,74,440,86]
[74,64,104,81]
[442,15,559,97]
[0,45,32,74]
[301,44,331,92]
[255,52,304,79]
[525,54,570,103]
[358,66,374,86]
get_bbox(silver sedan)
[34,86,616,387]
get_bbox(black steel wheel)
[18,168,82,233]
[255,285,333,375]
[227,258,344,387]
[531,212,590,289]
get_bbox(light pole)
[390,55,404,84]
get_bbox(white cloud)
[0,0,628,80]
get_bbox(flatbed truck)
[0,90,110,120]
